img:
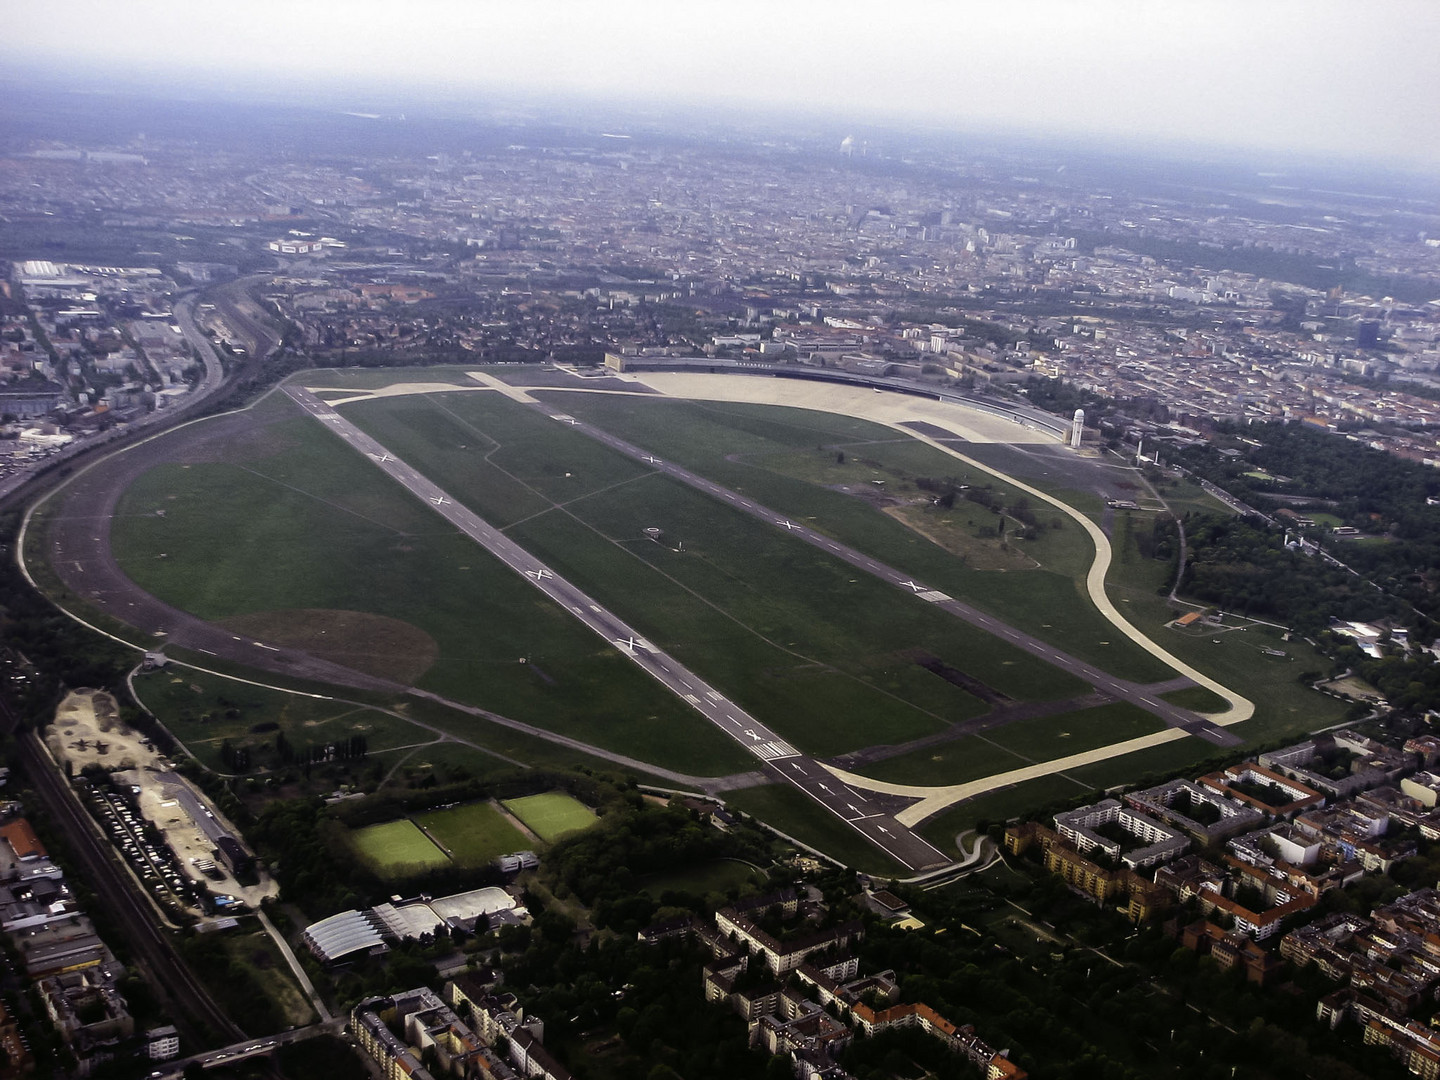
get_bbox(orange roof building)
[0,819,46,861]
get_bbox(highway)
[518,401,1242,749]
[285,386,951,872]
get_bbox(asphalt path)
[285,386,951,872]
[513,399,1242,749]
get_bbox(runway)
[508,396,1242,749]
[284,386,952,872]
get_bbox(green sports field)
[416,802,530,867]
[349,819,449,876]
[502,792,598,842]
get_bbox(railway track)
[8,716,246,1050]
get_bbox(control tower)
[1070,409,1085,448]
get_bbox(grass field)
[1160,686,1230,713]
[1104,508,1348,743]
[854,703,1164,788]
[337,390,1092,755]
[535,391,1177,684]
[130,668,431,774]
[107,403,756,777]
[349,819,449,875]
[417,802,530,867]
[639,859,768,899]
[857,738,1029,788]
[502,792,598,842]
[89,370,1354,866]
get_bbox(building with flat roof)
[1124,779,1265,845]
[1053,799,1189,870]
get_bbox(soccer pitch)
[348,819,449,876]
[416,802,530,867]
[502,792,598,842]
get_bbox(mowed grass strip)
[986,702,1164,760]
[1159,685,1231,713]
[349,819,449,876]
[416,802,529,868]
[502,792,598,842]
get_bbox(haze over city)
[9,0,1440,168]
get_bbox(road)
[285,386,951,872]
[511,399,1242,749]
[146,1020,343,1078]
[172,293,225,395]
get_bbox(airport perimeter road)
[523,402,1242,749]
[286,387,951,872]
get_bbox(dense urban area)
[0,85,1436,1080]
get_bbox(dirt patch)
[882,504,1038,571]
[50,688,152,774]
[902,649,1012,705]
[216,609,439,684]
[1318,675,1385,703]
[162,409,300,466]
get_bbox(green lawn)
[856,737,1029,788]
[853,703,1163,789]
[106,405,755,777]
[986,703,1164,761]
[639,858,768,899]
[502,792,598,842]
[130,668,427,774]
[348,819,449,876]
[1159,686,1231,713]
[417,802,530,867]
[535,391,1176,684]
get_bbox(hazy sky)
[11,0,1439,166]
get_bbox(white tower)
[1070,409,1085,448]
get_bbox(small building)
[145,1025,180,1060]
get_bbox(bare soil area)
[216,608,439,683]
